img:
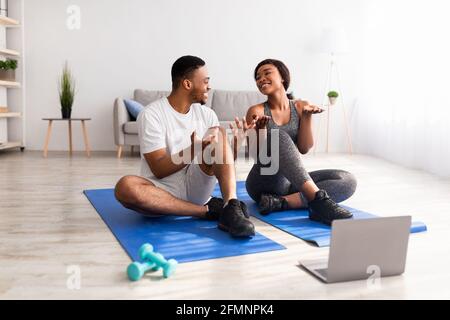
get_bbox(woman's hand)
[296,100,324,116]
[229,116,257,150]
[253,114,271,129]
[303,104,324,114]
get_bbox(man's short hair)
[171,55,206,90]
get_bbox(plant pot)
[328,97,337,106]
[61,108,72,119]
[0,69,16,81]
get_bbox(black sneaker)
[218,199,255,237]
[204,197,250,220]
[204,197,224,220]
[239,200,250,219]
[258,194,289,215]
[308,190,353,226]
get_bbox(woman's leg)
[246,164,297,214]
[309,169,357,203]
[246,129,317,211]
[269,129,319,201]
[246,129,315,213]
[246,130,355,222]
[245,164,291,202]
[282,169,357,208]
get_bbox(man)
[114,55,255,237]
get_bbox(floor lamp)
[314,27,353,155]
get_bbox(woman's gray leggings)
[245,129,357,207]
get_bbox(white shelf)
[0,141,22,150]
[0,48,20,57]
[0,15,20,26]
[0,112,21,118]
[0,1,26,152]
[0,80,21,88]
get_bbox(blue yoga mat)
[84,189,285,263]
[212,181,428,247]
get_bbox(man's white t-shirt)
[137,97,219,182]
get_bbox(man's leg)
[114,175,207,218]
[198,126,237,204]
[197,126,255,237]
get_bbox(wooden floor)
[1,150,450,299]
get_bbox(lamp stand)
[314,53,353,155]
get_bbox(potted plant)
[58,61,76,119]
[0,59,18,81]
[327,90,339,106]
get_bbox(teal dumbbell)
[127,243,178,281]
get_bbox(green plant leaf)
[0,59,18,70]
[58,61,76,110]
[327,91,339,98]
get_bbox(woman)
[232,59,357,225]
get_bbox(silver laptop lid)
[327,216,411,283]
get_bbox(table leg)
[68,120,73,156]
[43,120,53,158]
[81,120,91,157]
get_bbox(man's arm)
[143,147,190,180]
[144,131,216,179]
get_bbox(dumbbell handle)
[141,260,157,270]
[142,251,168,267]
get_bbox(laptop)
[299,216,411,283]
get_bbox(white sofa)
[113,89,266,158]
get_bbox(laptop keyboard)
[316,268,328,278]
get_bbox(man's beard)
[192,91,207,105]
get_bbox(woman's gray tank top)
[263,100,299,143]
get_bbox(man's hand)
[144,130,217,180]
[190,130,216,158]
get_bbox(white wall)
[24,0,366,151]
[354,0,450,176]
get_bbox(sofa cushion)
[124,99,144,121]
[134,89,170,106]
[134,89,215,109]
[212,90,266,121]
[123,121,138,134]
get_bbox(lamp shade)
[319,27,349,54]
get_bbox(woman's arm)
[229,116,256,161]
[295,100,323,154]
[245,105,268,160]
